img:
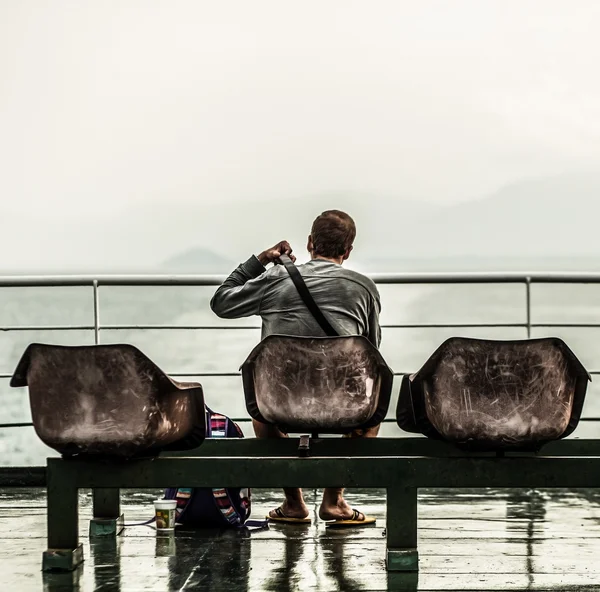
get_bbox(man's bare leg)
[318,424,380,521]
[252,418,310,519]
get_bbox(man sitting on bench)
[210,210,381,526]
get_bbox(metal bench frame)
[41,437,600,572]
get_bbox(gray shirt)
[210,256,381,347]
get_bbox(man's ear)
[307,235,313,254]
[342,245,353,261]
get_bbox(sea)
[2,278,600,466]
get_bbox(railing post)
[526,277,532,339]
[93,279,100,345]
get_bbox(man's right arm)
[210,241,295,319]
[210,256,268,319]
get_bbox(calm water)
[2,281,600,465]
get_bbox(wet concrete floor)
[2,487,600,591]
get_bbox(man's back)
[210,255,381,347]
[260,259,380,345]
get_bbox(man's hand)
[257,241,296,266]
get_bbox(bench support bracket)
[42,545,84,572]
[90,488,124,537]
[386,486,419,572]
[43,460,83,572]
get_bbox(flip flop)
[266,507,311,525]
[325,509,376,529]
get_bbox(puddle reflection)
[259,524,309,592]
[167,528,252,591]
[506,489,548,590]
[42,567,83,592]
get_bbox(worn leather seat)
[397,337,590,450]
[11,343,206,458]
[242,335,393,434]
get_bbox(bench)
[12,337,593,573]
[42,436,600,572]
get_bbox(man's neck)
[311,254,344,265]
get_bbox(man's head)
[307,210,356,263]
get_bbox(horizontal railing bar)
[4,370,600,380]
[371,273,600,285]
[0,325,94,332]
[225,417,600,424]
[0,323,531,332]
[3,415,600,431]
[101,324,260,331]
[2,272,600,288]
[3,322,600,332]
[0,275,226,287]
[169,372,243,377]
[0,372,245,378]
[0,323,527,331]
[179,369,600,376]
[531,323,600,328]
[7,370,391,378]
[104,324,525,330]
[382,323,526,329]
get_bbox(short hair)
[310,210,356,258]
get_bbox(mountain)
[160,247,234,273]
[393,173,600,260]
[349,173,600,271]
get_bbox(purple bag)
[164,408,253,528]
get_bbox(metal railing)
[1,272,600,428]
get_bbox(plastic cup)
[154,499,177,532]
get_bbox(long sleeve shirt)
[210,255,381,347]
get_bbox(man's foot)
[268,500,310,521]
[325,508,376,528]
[318,498,360,522]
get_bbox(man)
[210,210,381,526]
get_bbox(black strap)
[280,255,339,337]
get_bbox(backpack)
[164,408,252,528]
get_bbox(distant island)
[160,247,235,273]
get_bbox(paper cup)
[154,499,177,532]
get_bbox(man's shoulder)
[301,263,379,299]
[263,264,288,280]
[336,267,380,298]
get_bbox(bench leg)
[90,488,124,537]
[43,461,83,572]
[386,486,419,572]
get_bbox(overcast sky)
[1,0,599,222]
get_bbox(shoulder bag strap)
[279,254,339,337]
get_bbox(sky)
[0,1,600,268]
